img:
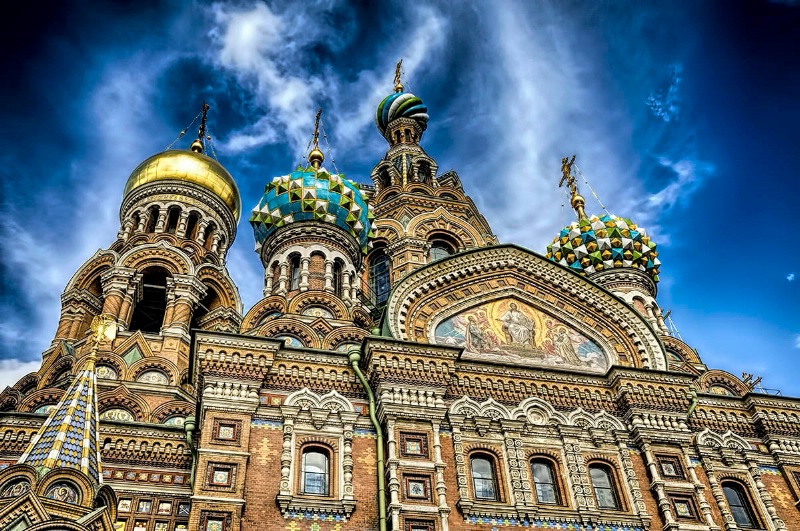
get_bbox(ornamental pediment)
[385,245,666,371]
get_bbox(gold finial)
[393,59,404,93]
[308,108,324,169]
[191,102,210,153]
[559,155,587,220]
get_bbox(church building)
[1,66,799,531]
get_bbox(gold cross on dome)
[559,155,577,196]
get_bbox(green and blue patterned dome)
[250,166,374,254]
[376,90,429,133]
[546,214,660,281]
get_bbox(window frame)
[300,446,331,497]
[588,463,621,510]
[469,452,500,502]
[368,251,391,306]
[530,457,561,505]
[721,480,761,529]
[289,254,301,291]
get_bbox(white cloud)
[796,335,800,349]
[787,272,795,281]
[206,1,448,161]
[0,360,42,391]
[648,156,714,209]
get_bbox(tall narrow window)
[531,459,560,504]
[470,454,498,501]
[722,482,758,529]
[589,464,619,510]
[369,252,390,306]
[204,222,217,250]
[289,255,301,291]
[145,206,159,233]
[301,448,329,496]
[332,260,343,298]
[185,213,200,240]
[165,207,180,234]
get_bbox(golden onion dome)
[123,149,241,221]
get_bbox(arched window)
[185,212,200,240]
[427,240,454,263]
[531,459,560,505]
[131,212,141,233]
[368,252,391,306]
[332,260,344,298]
[289,254,301,291]
[470,453,498,501]
[204,222,217,250]
[589,464,620,510]
[129,267,169,334]
[165,207,180,234]
[722,481,759,529]
[145,206,159,233]
[301,448,330,496]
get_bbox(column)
[276,263,289,296]
[101,267,138,321]
[385,417,401,531]
[431,421,451,531]
[196,221,210,244]
[641,442,674,526]
[341,271,352,306]
[176,210,191,238]
[323,260,333,292]
[747,459,787,529]
[164,275,207,334]
[299,257,310,292]
[154,209,168,233]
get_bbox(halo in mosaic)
[375,91,429,133]
[17,359,101,482]
[250,166,374,254]
[545,214,660,281]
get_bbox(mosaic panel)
[433,298,609,373]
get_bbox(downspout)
[349,351,387,531]
[184,416,197,487]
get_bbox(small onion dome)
[250,166,375,254]
[545,214,660,281]
[123,149,241,221]
[375,90,429,134]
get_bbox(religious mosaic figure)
[554,327,582,365]
[499,303,534,346]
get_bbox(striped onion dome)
[375,90,429,134]
[546,214,660,281]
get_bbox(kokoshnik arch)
[0,62,798,531]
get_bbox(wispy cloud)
[788,272,796,281]
[647,64,683,123]
[795,335,800,349]
[0,360,42,390]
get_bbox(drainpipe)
[184,415,197,487]
[349,351,387,531]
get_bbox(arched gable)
[385,245,667,372]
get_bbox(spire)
[394,59,404,93]
[190,102,210,154]
[559,155,587,221]
[308,108,324,169]
[18,315,116,482]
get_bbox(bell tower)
[366,62,496,306]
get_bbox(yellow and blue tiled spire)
[17,336,105,482]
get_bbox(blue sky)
[1,1,798,393]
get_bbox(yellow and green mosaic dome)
[250,166,375,254]
[546,214,660,281]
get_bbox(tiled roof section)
[17,352,101,482]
